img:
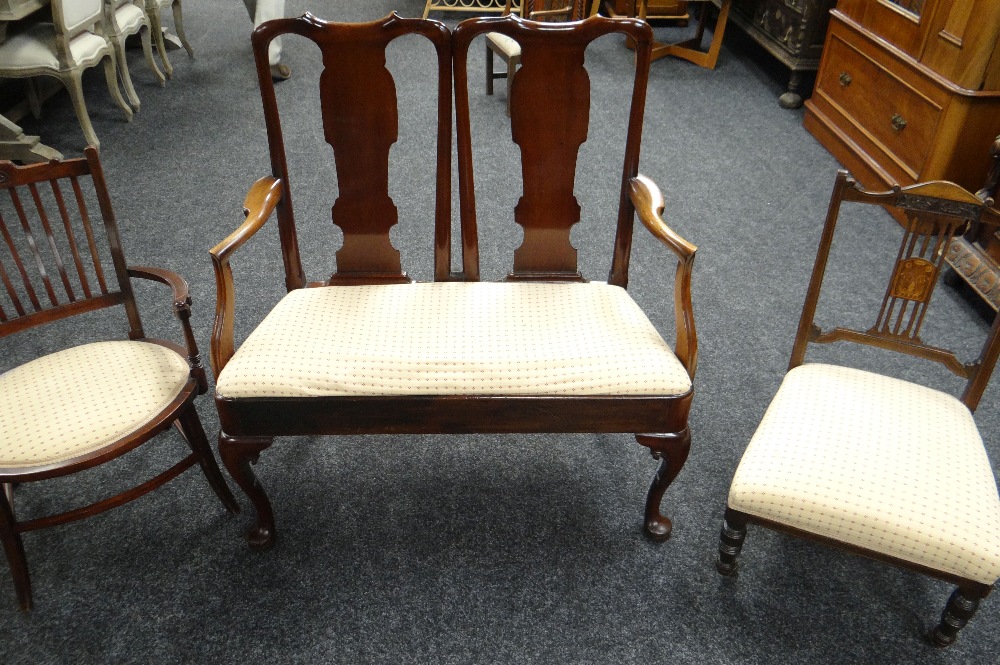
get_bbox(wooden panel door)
[858,0,937,58]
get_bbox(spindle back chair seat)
[716,171,1000,647]
[211,13,697,551]
[0,149,238,611]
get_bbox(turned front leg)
[219,433,276,550]
[929,586,986,647]
[715,507,748,576]
[635,429,691,541]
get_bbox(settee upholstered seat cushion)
[728,363,1000,584]
[215,282,692,399]
[0,341,191,470]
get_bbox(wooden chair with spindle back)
[717,171,1000,646]
[0,149,238,611]
[210,13,698,552]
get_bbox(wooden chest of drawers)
[804,5,1000,195]
[722,0,836,108]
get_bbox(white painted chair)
[144,0,192,79]
[0,0,132,149]
[104,0,165,112]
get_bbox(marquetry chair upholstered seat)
[213,14,696,552]
[0,150,238,611]
[0,0,133,149]
[485,0,590,115]
[717,171,1000,647]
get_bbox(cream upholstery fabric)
[729,363,1000,584]
[216,282,692,398]
[487,32,521,57]
[114,4,147,33]
[0,341,191,470]
[0,25,107,71]
[60,0,102,35]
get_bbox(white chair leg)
[172,0,194,58]
[148,8,174,78]
[101,56,134,122]
[140,25,167,86]
[62,72,101,149]
[112,37,141,112]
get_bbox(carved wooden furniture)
[144,0,191,79]
[486,0,589,115]
[211,13,697,551]
[804,1,1000,196]
[716,170,1000,647]
[0,0,61,163]
[605,0,688,21]
[945,136,1000,310]
[0,149,239,610]
[0,0,132,150]
[616,0,732,69]
[104,0,165,112]
[711,0,835,108]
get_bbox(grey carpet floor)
[2,1,999,663]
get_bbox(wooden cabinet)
[804,1,1000,310]
[804,1,1000,195]
[610,0,689,20]
[716,0,837,108]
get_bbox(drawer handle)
[891,113,907,132]
[839,72,852,87]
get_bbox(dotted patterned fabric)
[729,363,1000,584]
[0,341,191,470]
[216,282,692,398]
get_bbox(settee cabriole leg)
[635,429,691,541]
[930,586,983,647]
[219,432,276,550]
[716,507,747,577]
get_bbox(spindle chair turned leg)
[174,406,240,514]
[219,433,276,550]
[716,507,747,576]
[486,46,494,95]
[0,488,31,611]
[635,430,691,541]
[930,586,985,647]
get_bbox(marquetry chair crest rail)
[209,13,699,551]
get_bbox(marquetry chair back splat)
[210,13,698,551]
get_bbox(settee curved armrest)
[126,265,208,392]
[628,174,698,379]
[208,176,284,377]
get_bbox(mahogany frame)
[211,14,697,551]
[716,170,1000,647]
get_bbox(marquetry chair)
[211,13,697,551]
[716,171,1000,647]
[0,0,133,150]
[485,0,590,115]
[0,149,238,611]
[144,0,192,79]
[104,0,166,112]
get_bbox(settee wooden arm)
[126,265,208,392]
[208,176,284,376]
[628,174,698,379]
